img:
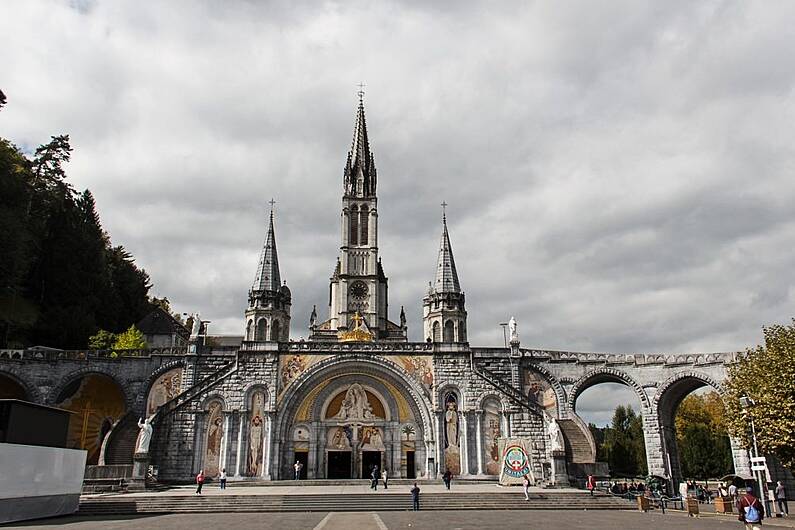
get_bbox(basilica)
[0,96,752,488]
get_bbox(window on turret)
[271,320,281,342]
[432,321,441,342]
[444,320,455,343]
[350,205,359,246]
[256,318,267,341]
[360,205,369,245]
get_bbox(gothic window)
[271,320,281,342]
[432,321,441,342]
[349,205,359,246]
[360,205,369,245]
[246,320,253,341]
[256,318,267,341]
[458,321,467,342]
[444,320,455,342]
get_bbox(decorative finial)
[357,82,366,103]
[441,201,448,221]
[268,198,276,220]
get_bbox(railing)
[0,347,189,361]
[150,358,238,423]
[470,355,542,417]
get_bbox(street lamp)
[740,396,769,517]
[499,322,508,348]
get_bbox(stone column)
[475,410,484,476]
[460,411,469,475]
[219,412,230,472]
[192,413,206,474]
[436,410,444,476]
[235,411,245,477]
[641,412,667,479]
[263,412,273,479]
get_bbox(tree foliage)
[0,124,156,348]
[723,320,795,470]
[590,405,648,477]
[675,392,734,479]
[113,325,147,351]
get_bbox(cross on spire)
[441,201,448,220]
[357,82,366,102]
[268,198,276,220]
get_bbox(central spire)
[434,206,461,294]
[252,202,281,292]
[344,92,377,198]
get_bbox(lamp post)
[740,396,769,517]
[499,322,508,349]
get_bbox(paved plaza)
[4,510,794,530]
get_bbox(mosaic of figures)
[146,367,182,416]
[395,355,433,392]
[523,369,557,415]
[246,391,266,476]
[278,354,329,399]
[483,397,502,475]
[443,392,460,475]
[325,383,386,420]
[204,400,224,477]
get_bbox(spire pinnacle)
[252,200,281,292]
[344,90,377,197]
[433,206,461,294]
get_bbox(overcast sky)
[3,1,794,424]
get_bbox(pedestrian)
[586,475,596,497]
[294,461,302,480]
[776,481,788,516]
[522,474,531,501]
[737,486,764,530]
[382,468,389,490]
[442,468,452,490]
[411,482,421,511]
[371,465,379,490]
[219,468,227,490]
[195,470,205,495]
[729,483,738,502]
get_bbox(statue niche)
[327,383,384,421]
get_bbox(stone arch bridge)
[0,343,749,485]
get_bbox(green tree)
[591,405,648,477]
[723,320,795,470]
[88,329,116,350]
[112,325,147,351]
[674,392,734,479]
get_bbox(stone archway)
[274,356,435,480]
[567,367,650,412]
[653,371,729,485]
[0,371,33,400]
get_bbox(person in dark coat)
[411,483,421,511]
[442,468,452,490]
[371,465,379,490]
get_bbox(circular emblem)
[350,281,369,300]
[502,444,531,478]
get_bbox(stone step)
[79,492,633,515]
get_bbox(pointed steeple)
[344,91,377,197]
[252,202,281,292]
[433,205,461,293]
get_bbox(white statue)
[509,316,518,342]
[546,418,564,453]
[136,416,154,453]
[190,312,201,338]
[445,401,458,447]
[333,383,374,420]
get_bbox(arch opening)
[55,373,127,465]
[0,373,29,400]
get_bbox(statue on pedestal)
[136,416,154,454]
[509,316,519,343]
[546,417,564,453]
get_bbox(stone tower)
[310,94,407,342]
[244,204,291,342]
[423,209,467,343]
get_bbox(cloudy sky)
[3,1,794,424]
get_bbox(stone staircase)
[79,491,633,515]
[103,412,139,465]
[470,358,542,417]
[558,418,595,464]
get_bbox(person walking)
[411,482,421,511]
[371,465,379,490]
[219,468,227,490]
[195,470,205,495]
[382,468,389,490]
[730,483,739,502]
[776,481,788,516]
[737,486,765,530]
[522,474,531,501]
[442,468,452,490]
[586,475,596,496]
[294,461,302,480]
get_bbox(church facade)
[0,97,759,488]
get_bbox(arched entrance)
[55,373,127,465]
[0,372,29,400]
[654,373,732,485]
[275,358,434,480]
